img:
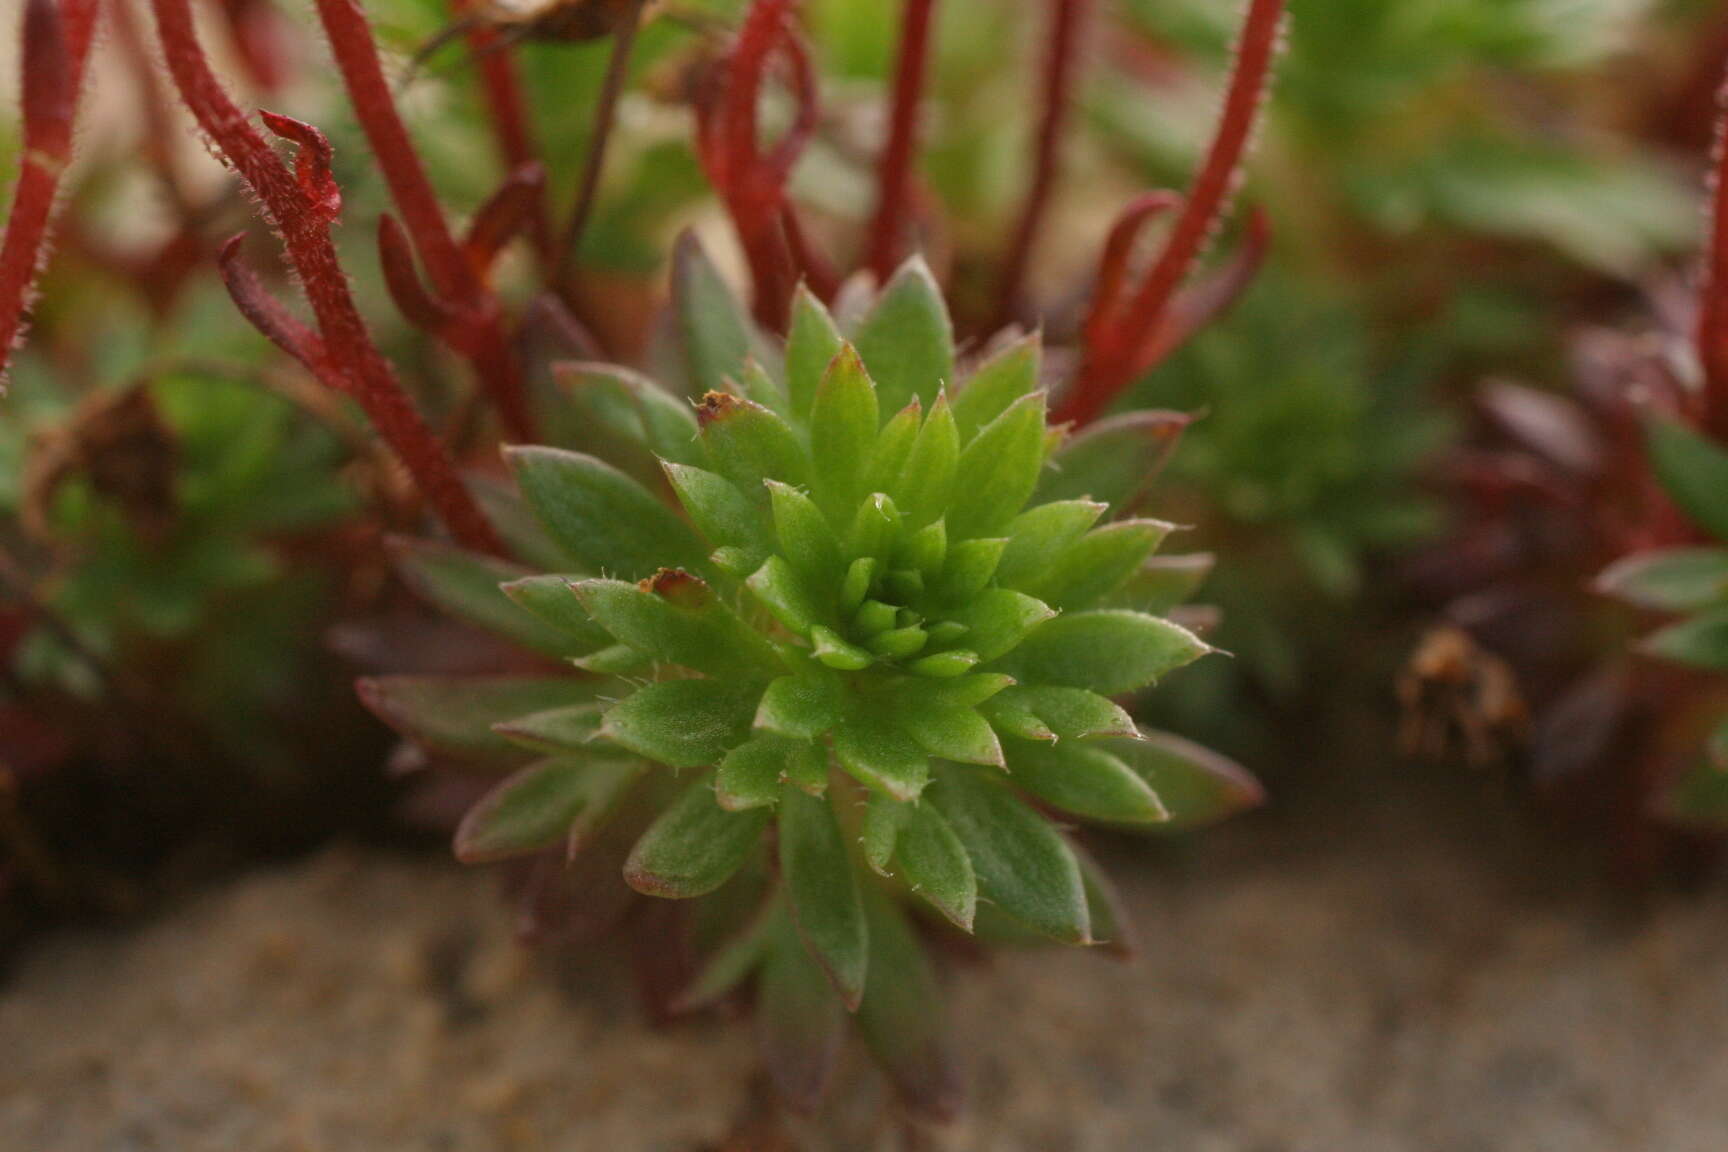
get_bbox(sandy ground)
[5,773,1728,1152]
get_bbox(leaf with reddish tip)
[624,774,769,898]
[1036,410,1194,514]
[377,214,457,338]
[855,887,963,1121]
[779,787,869,1009]
[216,235,332,382]
[929,764,1089,944]
[357,676,593,763]
[1103,729,1265,828]
[259,110,341,221]
[455,756,641,863]
[464,162,546,273]
[758,910,845,1114]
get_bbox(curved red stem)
[865,0,937,282]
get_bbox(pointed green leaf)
[551,362,704,477]
[855,887,962,1121]
[755,670,844,739]
[768,481,844,585]
[1032,519,1174,611]
[662,461,772,563]
[1648,417,1728,543]
[853,257,954,414]
[1003,739,1168,824]
[811,624,874,670]
[935,537,1007,602]
[671,230,760,397]
[759,910,845,1113]
[1114,552,1215,613]
[625,773,769,898]
[492,703,605,753]
[469,473,570,571]
[948,393,1048,539]
[807,345,879,521]
[357,676,593,762]
[1644,609,1728,670]
[572,643,648,675]
[863,400,923,493]
[600,680,758,768]
[506,447,706,580]
[786,285,846,421]
[991,610,1210,695]
[1036,410,1191,514]
[900,704,1003,766]
[779,787,869,1009]
[698,392,811,495]
[1071,838,1135,957]
[906,649,979,678]
[945,588,1055,662]
[1597,547,1728,612]
[499,575,613,650]
[896,804,977,931]
[860,792,907,875]
[954,334,1040,440]
[671,901,775,1013]
[455,756,641,863]
[894,393,959,528]
[929,765,1089,943]
[718,733,804,811]
[984,686,1136,740]
[835,714,930,800]
[1103,730,1264,828]
[390,539,573,657]
[747,555,825,635]
[575,572,780,678]
[995,500,1107,591]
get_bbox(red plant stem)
[146,0,502,555]
[556,0,648,289]
[1057,0,1284,427]
[0,0,98,385]
[864,0,936,282]
[989,0,1089,332]
[454,5,556,270]
[309,0,534,442]
[1696,68,1728,442]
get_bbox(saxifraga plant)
[363,251,1263,1116]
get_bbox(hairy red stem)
[146,0,502,554]
[1057,0,1284,427]
[310,0,534,441]
[865,0,936,281]
[0,0,98,386]
[990,0,1089,332]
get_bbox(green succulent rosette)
[363,240,1261,1116]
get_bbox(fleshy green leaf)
[1597,547,1728,612]
[506,447,706,580]
[718,733,822,810]
[947,393,1048,539]
[624,773,769,897]
[671,901,776,1013]
[1036,410,1191,514]
[756,671,844,738]
[552,362,704,476]
[1114,552,1215,613]
[935,537,1007,603]
[984,685,1136,740]
[1103,730,1264,828]
[899,703,1003,767]
[945,588,1055,661]
[1644,609,1728,670]
[455,756,641,863]
[929,765,1089,943]
[863,400,923,493]
[894,393,960,528]
[492,703,605,753]
[855,887,962,1121]
[600,680,758,767]
[835,713,930,800]
[895,804,977,931]
[1647,417,1728,543]
[995,500,1107,591]
[575,572,780,678]
[1071,838,1135,957]
[1032,519,1174,611]
[747,555,825,635]
[786,285,846,421]
[469,474,571,572]
[390,539,573,658]
[811,624,875,670]
[357,676,592,762]
[768,481,844,585]
[759,910,845,1113]
[954,334,1040,440]
[672,231,761,397]
[499,575,613,651]
[698,392,811,496]
[1002,739,1168,824]
[852,257,954,414]
[991,610,1211,695]
[779,787,869,1009]
[662,461,772,564]
[806,346,879,521]
[861,792,907,875]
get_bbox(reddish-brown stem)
[309,0,534,441]
[454,4,557,270]
[0,0,98,386]
[556,0,648,289]
[989,0,1089,332]
[1057,0,1284,427]
[864,0,936,282]
[146,0,502,554]
[1696,69,1728,441]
